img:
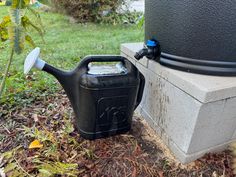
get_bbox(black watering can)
[24,48,145,139]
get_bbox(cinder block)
[136,62,201,153]
[232,129,236,139]
[194,101,226,128]
[188,117,236,154]
[121,42,236,164]
[223,97,236,121]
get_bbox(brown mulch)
[0,90,235,177]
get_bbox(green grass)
[0,6,143,101]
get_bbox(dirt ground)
[0,91,234,177]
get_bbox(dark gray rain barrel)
[145,0,236,75]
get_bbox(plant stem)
[14,156,34,177]
[0,48,14,99]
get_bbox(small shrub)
[51,0,126,23]
[101,11,143,25]
[5,0,12,6]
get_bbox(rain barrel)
[145,0,236,75]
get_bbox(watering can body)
[24,51,145,140]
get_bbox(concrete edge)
[121,43,236,104]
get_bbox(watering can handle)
[80,55,126,69]
[135,73,145,109]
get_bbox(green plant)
[5,0,12,6]
[137,15,144,28]
[0,0,44,99]
[101,11,143,25]
[51,0,126,23]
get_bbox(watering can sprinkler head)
[24,47,46,74]
[24,47,69,83]
[24,47,73,98]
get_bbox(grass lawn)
[0,6,143,101]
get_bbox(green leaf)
[27,6,45,33]
[0,16,11,41]
[25,35,35,47]
[0,29,9,42]
[38,169,53,176]
[9,170,24,177]
[64,120,75,134]
[37,162,78,176]
[0,16,11,27]
[4,163,17,173]
[137,15,144,29]
[24,0,30,5]
[11,0,30,9]
[2,146,21,159]
[21,16,44,42]
[2,150,14,160]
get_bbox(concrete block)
[223,97,236,121]
[194,101,226,128]
[188,118,236,154]
[136,62,201,153]
[121,42,236,164]
[232,129,236,139]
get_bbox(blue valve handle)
[146,40,158,47]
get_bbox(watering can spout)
[24,47,69,82]
[24,48,80,118]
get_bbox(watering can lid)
[24,47,40,74]
[88,63,127,75]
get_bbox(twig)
[13,156,34,177]
[0,49,14,99]
[1,124,11,134]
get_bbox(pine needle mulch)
[0,91,234,177]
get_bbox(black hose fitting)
[134,40,161,61]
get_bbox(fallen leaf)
[29,140,43,149]
[158,171,164,177]
[131,167,137,177]
[212,171,219,177]
[0,156,3,166]
[0,168,6,177]
[33,114,39,122]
